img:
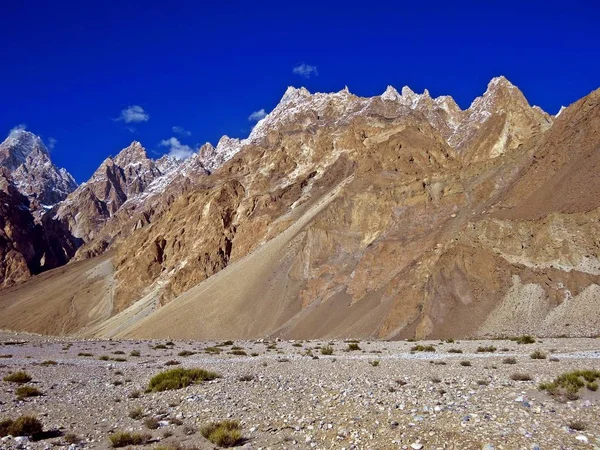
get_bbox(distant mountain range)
[0,76,598,340]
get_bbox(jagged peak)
[556,105,567,117]
[487,75,517,91]
[114,141,149,166]
[381,85,401,101]
[401,86,416,98]
[281,86,312,103]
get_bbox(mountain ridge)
[0,76,598,340]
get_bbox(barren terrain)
[1,332,599,449]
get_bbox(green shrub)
[511,373,532,381]
[200,420,243,447]
[229,350,247,356]
[154,344,168,350]
[178,351,195,357]
[40,360,57,366]
[99,355,110,361]
[0,415,43,437]
[109,431,151,447]
[539,369,600,399]
[447,348,463,354]
[476,346,496,353]
[144,417,160,429]
[512,335,536,344]
[370,360,380,367]
[460,360,471,367]
[320,345,334,355]
[15,385,42,399]
[78,352,93,357]
[147,368,220,392]
[129,407,144,419]
[411,345,435,352]
[530,350,547,360]
[130,350,141,357]
[347,343,361,351]
[205,347,222,354]
[3,371,32,383]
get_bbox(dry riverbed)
[0,332,599,449]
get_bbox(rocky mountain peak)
[0,129,77,208]
[113,141,148,167]
[381,85,401,101]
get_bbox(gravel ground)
[0,332,599,449]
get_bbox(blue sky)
[1,0,598,182]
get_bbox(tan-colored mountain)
[1,77,598,340]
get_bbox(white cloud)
[9,124,27,134]
[248,109,267,122]
[159,137,194,160]
[116,105,149,123]
[292,63,318,78]
[172,126,191,137]
[47,137,57,150]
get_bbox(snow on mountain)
[0,129,77,207]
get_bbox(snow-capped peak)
[556,106,567,117]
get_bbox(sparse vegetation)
[229,349,247,356]
[78,352,93,357]
[447,348,463,353]
[63,433,81,444]
[109,431,151,447]
[347,343,361,351]
[165,360,181,366]
[530,350,547,360]
[15,385,42,399]
[130,350,141,357]
[0,415,43,437]
[40,360,57,366]
[178,350,195,357]
[477,379,489,386]
[238,374,255,382]
[3,371,32,383]
[411,344,435,352]
[568,420,586,431]
[539,369,600,399]
[370,360,380,367]
[476,346,496,353]
[200,420,243,447]
[146,368,220,392]
[512,335,536,344]
[320,345,334,355]
[511,373,532,381]
[128,390,141,399]
[205,347,222,354]
[460,360,472,367]
[503,357,517,364]
[129,407,144,419]
[144,417,160,429]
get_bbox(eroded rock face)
[0,170,80,288]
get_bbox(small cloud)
[172,126,191,137]
[292,63,318,78]
[159,137,194,160]
[248,109,267,122]
[47,137,57,150]
[9,124,27,134]
[116,105,149,123]
[126,126,137,133]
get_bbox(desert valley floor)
[0,332,599,449]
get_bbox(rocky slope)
[0,129,77,213]
[0,76,598,340]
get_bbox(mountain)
[0,129,77,212]
[0,77,598,340]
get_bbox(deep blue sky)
[1,0,598,182]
